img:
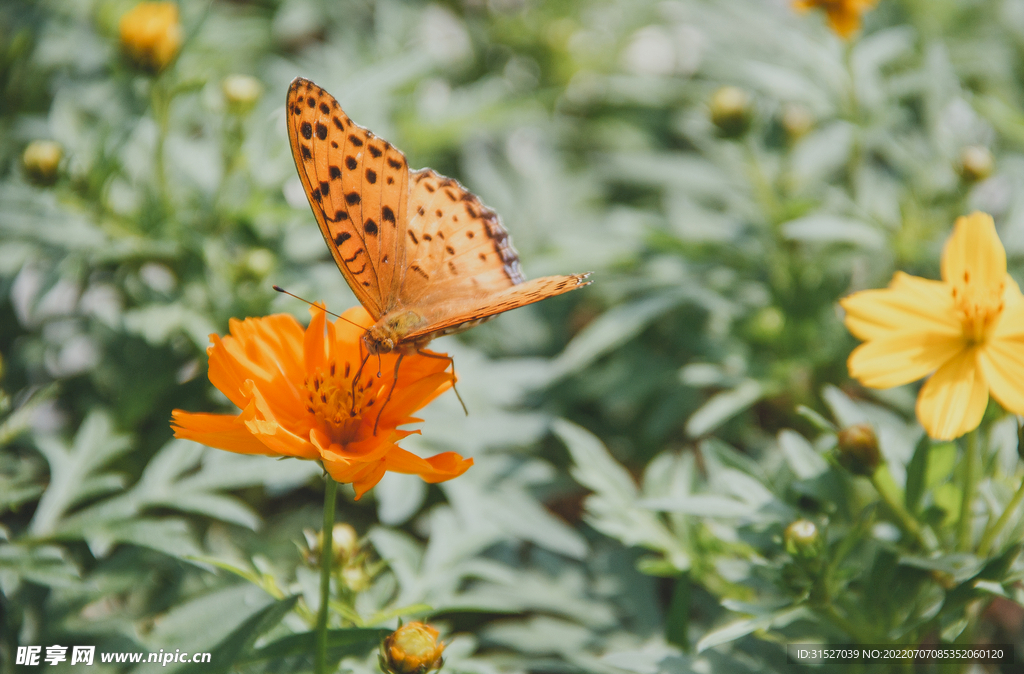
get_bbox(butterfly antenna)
[416,349,468,416]
[272,285,365,331]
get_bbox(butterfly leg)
[350,349,371,417]
[373,353,404,436]
[416,349,468,416]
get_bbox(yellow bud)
[781,103,814,141]
[22,141,63,185]
[784,519,821,557]
[341,564,372,593]
[836,423,881,476]
[959,145,993,183]
[380,622,445,674]
[244,249,274,278]
[748,306,785,342]
[223,74,263,114]
[119,2,182,73]
[710,86,751,138]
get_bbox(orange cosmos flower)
[171,306,472,498]
[841,212,1024,440]
[792,0,878,39]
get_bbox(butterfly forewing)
[287,77,591,350]
[286,78,408,319]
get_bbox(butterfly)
[285,77,591,360]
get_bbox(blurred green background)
[5,0,1024,672]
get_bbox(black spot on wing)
[346,192,361,205]
[366,169,377,184]
[346,156,357,170]
[334,232,351,245]
[364,219,378,235]
[382,206,395,223]
[316,123,328,140]
[301,122,313,140]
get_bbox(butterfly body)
[286,77,591,352]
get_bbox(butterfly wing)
[286,78,409,320]
[405,273,592,342]
[396,168,591,341]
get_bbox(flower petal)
[239,380,318,459]
[847,332,964,388]
[382,447,474,483]
[993,276,1024,340]
[916,347,989,440]
[941,212,1006,292]
[978,338,1024,414]
[841,272,959,341]
[171,410,275,455]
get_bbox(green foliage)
[3,0,1024,673]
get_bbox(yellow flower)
[119,2,182,72]
[22,140,63,185]
[841,212,1024,440]
[171,306,472,498]
[379,622,445,674]
[792,0,878,39]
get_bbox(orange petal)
[940,212,1006,292]
[382,447,474,483]
[170,410,276,455]
[978,339,1024,415]
[304,305,329,374]
[847,332,964,388]
[916,346,989,440]
[841,272,959,341]
[239,380,318,459]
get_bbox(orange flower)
[119,2,183,72]
[379,622,445,674]
[792,0,878,39]
[171,306,472,498]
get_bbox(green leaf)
[696,606,809,652]
[243,627,389,663]
[685,380,764,438]
[778,429,828,480]
[177,596,299,674]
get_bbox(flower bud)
[959,145,993,183]
[379,622,445,674]
[244,249,274,278]
[22,141,63,185]
[784,519,821,558]
[748,306,785,342]
[781,103,814,142]
[836,423,881,476]
[331,523,359,563]
[710,86,751,138]
[223,74,263,115]
[119,2,182,73]
[341,564,372,593]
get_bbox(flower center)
[951,269,1004,344]
[303,360,377,444]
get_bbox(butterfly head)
[363,309,427,355]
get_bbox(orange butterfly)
[285,77,591,358]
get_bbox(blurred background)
[4,0,1024,672]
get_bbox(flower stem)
[958,430,978,551]
[870,469,930,550]
[315,475,337,674]
[978,475,1024,556]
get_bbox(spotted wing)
[397,168,591,340]
[286,77,409,319]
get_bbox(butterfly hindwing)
[286,78,409,319]
[400,168,526,307]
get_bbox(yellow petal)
[847,332,964,388]
[993,276,1024,339]
[841,272,959,341]
[915,347,989,440]
[940,212,1006,292]
[978,338,1024,414]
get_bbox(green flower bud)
[836,423,881,476]
[22,141,63,185]
[781,103,814,142]
[784,519,821,558]
[223,74,263,115]
[959,146,993,183]
[710,86,751,138]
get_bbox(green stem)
[315,476,337,674]
[151,79,171,221]
[978,475,1024,556]
[958,430,978,551]
[870,470,931,550]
